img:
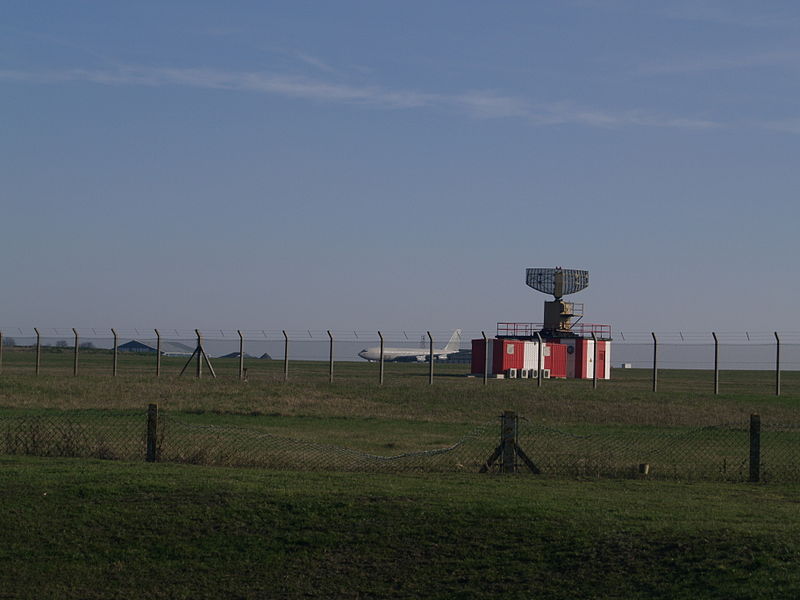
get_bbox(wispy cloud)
[638,50,800,75]
[0,65,720,130]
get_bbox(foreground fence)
[2,408,798,483]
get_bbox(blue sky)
[2,1,800,334]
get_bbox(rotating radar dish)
[525,268,588,299]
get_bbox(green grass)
[2,456,800,599]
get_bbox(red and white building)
[471,323,611,379]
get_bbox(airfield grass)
[2,456,800,599]
[2,351,800,597]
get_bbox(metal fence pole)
[378,331,384,385]
[72,328,79,377]
[0,331,4,375]
[591,332,598,390]
[283,330,289,382]
[34,327,41,375]
[651,332,657,392]
[482,331,488,385]
[774,331,781,396]
[195,329,202,379]
[712,331,719,395]
[111,328,118,377]
[328,330,334,383]
[146,403,158,462]
[238,330,245,381]
[535,331,543,387]
[154,329,161,377]
[427,331,434,385]
[749,413,761,483]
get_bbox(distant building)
[117,339,194,357]
[259,352,273,360]
[219,351,255,359]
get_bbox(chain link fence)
[2,410,798,482]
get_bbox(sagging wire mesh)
[0,412,145,461]
[158,415,497,473]
[1,411,798,482]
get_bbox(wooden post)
[72,328,79,377]
[427,331,434,385]
[195,329,202,379]
[774,332,781,396]
[591,332,598,390]
[378,331,384,385]
[482,331,489,385]
[651,332,658,392]
[327,330,334,383]
[238,330,245,381]
[111,328,118,377]
[535,331,544,387]
[146,403,158,462]
[154,329,161,377]
[501,411,517,473]
[283,330,289,382]
[712,331,719,395]
[749,413,761,483]
[34,327,41,375]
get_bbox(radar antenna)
[525,267,589,336]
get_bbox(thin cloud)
[638,50,800,75]
[0,65,720,130]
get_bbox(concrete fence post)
[154,329,161,377]
[535,331,544,388]
[591,332,598,390]
[72,328,79,377]
[712,331,719,395]
[651,332,657,392]
[146,403,158,462]
[749,413,761,483]
[111,328,118,377]
[774,332,781,397]
[238,330,245,381]
[501,411,518,474]
[427,331,434,385]
[378,331,384,385]
[482,331,488,385]
[327,330,334,383]
[283,330,289,382]
[34,327,41,376]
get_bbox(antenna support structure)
[525,267,589,338]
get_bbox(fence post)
[328,330,334,383]
[195,329,202,379]
[591,332,598,390]
[378,331,384,385]
[427,331,434,385]
[111,328,118,377]
[501,411,518,473]
[283,330,289,382]
[749,413,761,483]
[34,327,41,375]
[651,332,657,392]
[0,330,4,375]
[154,329,161,377]
[238,330,245,381]
[482,331,488,385]
[72,328,79,377]
[774,332,781,396]
[535,331,543,387]
[712,331,719,395]
[146,403,158,462]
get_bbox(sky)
[2,1,800,337]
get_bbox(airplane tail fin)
[443,329,462,353]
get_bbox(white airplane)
[358,330,462,362]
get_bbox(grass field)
[2,351,800,597]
